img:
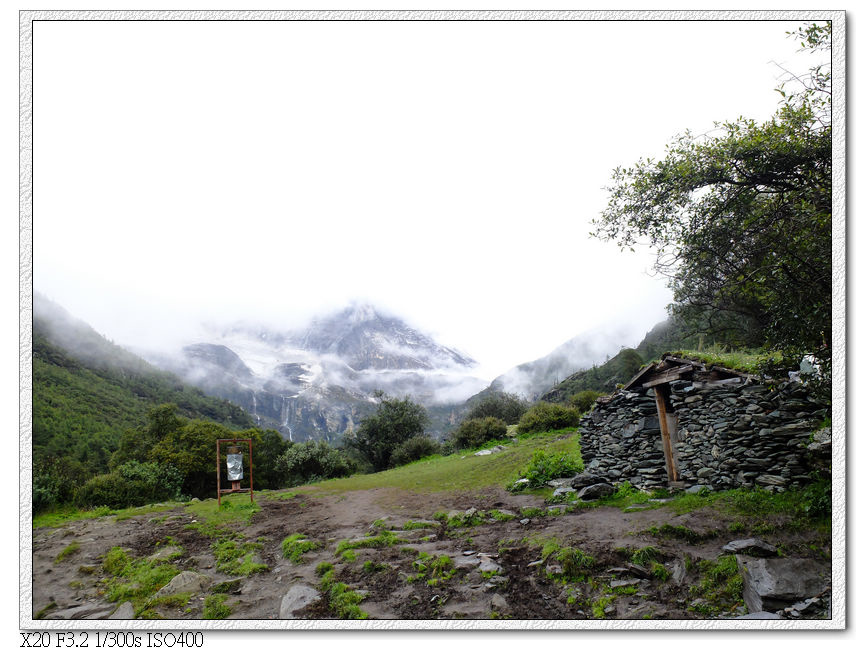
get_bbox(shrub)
[514,447,583,488]
[75,461,183,509]
[516,402,581,435]
[276,441,355,487]
[347,393,429,472]
[390,435,441,467]
[464,392,529,425]
[450,417,508,450]
[569,390,604,413]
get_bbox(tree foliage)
[464,392,529,425]
[275,440,355,487]
[348,393,429,472]
[450,417,508,450]
[591,23,831,365]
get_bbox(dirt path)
[32,487,830,621]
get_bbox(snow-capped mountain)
[144,304,487,442]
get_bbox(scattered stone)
[462,550,476,556]
[610,579,640,589]
[527,560,544,568]
[685,484,711,494]
[478,557,502,574]
[154,571,211,598]
[464,508,478,518]
[491,594,509,611]
[722,538,778,557]
[569,473,607,489]
[737,556,828,613]
[519,518,531,525]
[108,602,135,620]
[552,487,575,499]
[577,483,615,500]
[734,611,783,619]
[45,602,116,620]
[279,584,321,619]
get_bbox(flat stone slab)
[279,584,321,619]
[45,602,116,620]
[723,538,778,557]
[733,611,783,619]
[737,556,828,613]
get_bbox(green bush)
[514,447,583,488]
[516,402,581,435]
[276,441,355,487]
[450,417,508,450]
[464,392,529,425]
[569,390,604,413]
[75,461,183,509]
[390,435,441,467]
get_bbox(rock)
[279,584,321,619]
[464,508,478,518]
[737,556,828,613]
[45,602,116,620]
[546,478,573,488]
[610,579,640,589]
[734,611,783,619]
[490,593,510,612]
[671,559,687,585]
[474,449,493,456]
[552,487,575,499]
[696,467,715,479]
[108,602,135,620]
[478,557,502,574]
[512,478,530,488]
[723,538,778,557]
[685,484,711,494]
[154,571,211,598]
[569,473,607,489]
[577,483,615,500]
[149,545,181,562]
[519,518,530,525]
[485,575,508,590]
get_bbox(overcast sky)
[32,18,824,380]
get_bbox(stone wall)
[579,379,828,492]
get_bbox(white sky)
[32,18,825,380]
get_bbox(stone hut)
[578,355,829,492]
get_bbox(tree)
[348,392,429,471]
[464,392,529,425]
[275,440,355,487]
[591,23,831,364]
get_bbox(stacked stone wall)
[579,379,828,491]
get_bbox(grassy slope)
[33,329,253,475]
[306,431,579,494]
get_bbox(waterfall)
[252,391,261,425]
[281,395,294,442]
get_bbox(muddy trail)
[32,487,831,621]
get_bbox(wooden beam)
[653,386,679,484]
[642,365,694,388]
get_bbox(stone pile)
[579,379,828,491]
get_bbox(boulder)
[279,584,321,619]
[722,538,778,557]
[45,602,116,620]
[108,602,135,620]
[154,571,211,598]
[734,611,783,619]
[569,473,607,489]
[737,556,828,613]
[577,483,615,500]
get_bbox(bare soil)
[32,487,830,621]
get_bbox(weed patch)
[689,556,744,615]
[281,534,322,563]
[212,539,267,576]
[202,594,231,619]
[55,541,81,564]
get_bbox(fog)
[31,19,823,381]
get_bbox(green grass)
[403,520,438,530]
[630,546,661,566]
[336,529,407,554]
[101,547,181,613]
[212,539,267,576]
[185,494,260,527]
[281,534,322,563]
[646,523,717,544]
[55,541,81,564]
[202,594,231,619]
[689,555,745,615]
[670,348,783,374]
[307,430,582,494]
[317,563,367,619]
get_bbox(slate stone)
[154,571,211,598]
[737,556,828,613]
[279,584,321,619]
[569,473,607,489]
[734,611,783,619]
[108,602,135,620]
[577,483,615,500]
[722,538,778,557]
